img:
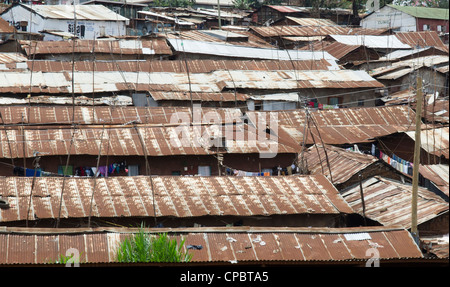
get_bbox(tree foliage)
[152,0,196,8]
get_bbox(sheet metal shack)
[342,176,449,235]
[1,3,129,40]
[0,226,425,266]
[0,175,359,228]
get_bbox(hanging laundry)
[25,168,41,177]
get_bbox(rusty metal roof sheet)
[419,164,449,197]
[0,123,298,158]
[247,105,417,145]
[162,30,273,49]
[0,226,424,264]
[0,106,243,125]
[342,176,449,229]
[371,56,449,80]
[0,53,27,64]
[20,38,173,56]
[27,59,337,73]
[395,31,448,50]
[421,235,449,258]
[300,41,362,60]
[0,17,15,33]
[405,127,449,159]
[0,174,353,223]
[284,16,337,26]
[250,26,388,38]
[303,144,378,185]
[0,69,381,95]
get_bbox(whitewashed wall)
[361,6,417,32]
[1,5,126,40]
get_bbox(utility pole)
[217,0,221,30]
[411,76,422,245]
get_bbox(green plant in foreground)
[116,228,192,263]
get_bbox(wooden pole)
[411,76,422,245]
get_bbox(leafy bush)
[116,228,192,263]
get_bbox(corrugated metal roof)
[138,10,195,26]
[0,226,424,264]
[0,17,15,33]
[342,176,449,229]
[371,56,449,80]
[0,106,243,125]
[299,41,364,61]
[250,26,388,38]
[395,31,448,50]
[303,144,378,185]
[20,38,173,56]
[421,234,449,259]
[162,30,273,49]
[0,53,27,65]
[0,69,381,95]
[21,4,129,21]
[405,127,449,159]
[0,123,298,158]
[387,4,449,20]
[0,175,353,223]
[330,35,411,49]
[167,38,337,61]
[419,164,449,197]
[27,59,337,73]
[284,16,337,26]
[248,105,417,145]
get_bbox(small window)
[423,24,429,31]
[127,165,139,176]
[328,97,341,106]
[198,166,211,176]
[358,99,365,106]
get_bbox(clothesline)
[372,144,413,176]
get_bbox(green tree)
[152,0,196,8]
[115,228,192,263]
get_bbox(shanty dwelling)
[327,34,412,55]
[0,50,384,109]
[0,3,129,40]
[160,29,275,50]
[166,37,339,62]
[299,40,380,67]
[370,56,449,95]
[19,37,173,61]
[0,174,364,229]
[136,10,197,33]
[0,226,433,266]
[251,5,355,26]
[272,16,337,27]
[341,176,449,237]
[249,25,389,49]
[374,127,449,166]
[0,105,303,179]
[360,4,449,33]
[246,105,419,149]
[0,56,339,108]
[301,144,409,191]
